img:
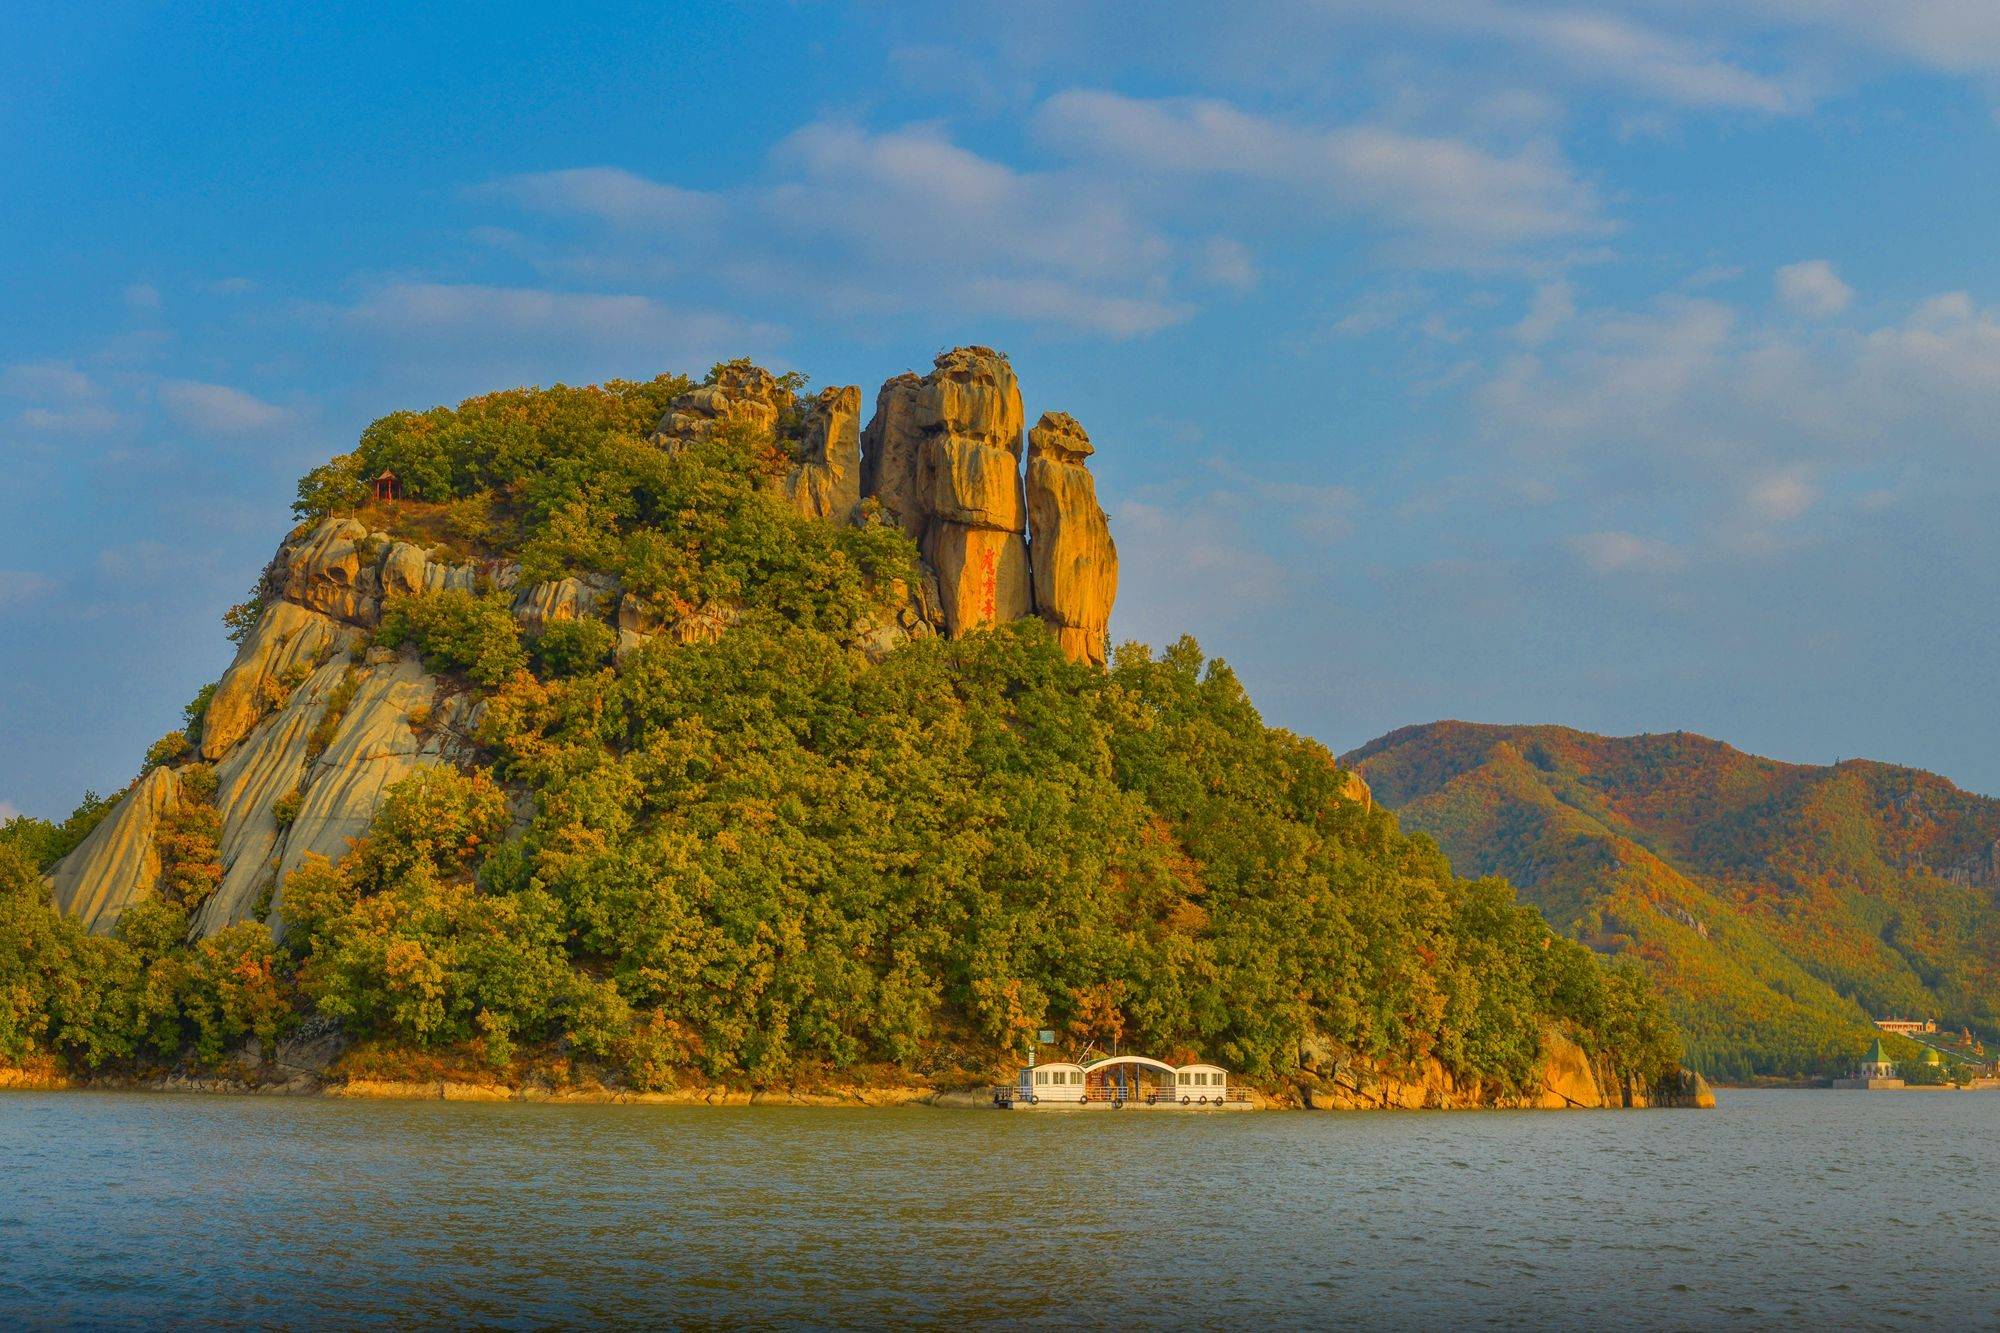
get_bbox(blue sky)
[7,0,2000,817]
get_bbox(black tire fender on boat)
[1181,1095,1191,1105]
[1026,1093,1038,1104]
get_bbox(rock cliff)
[45,346,1120,942]
[910,347,1035,636]
[859,373,925,541]
[1290,1030,1715,1111]
[50,516,492,938]
[785,384,863,523]
[1025,412,1118,667]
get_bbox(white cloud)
[346,282,778,350]
[95,541,183,583]
[1299,1,1799,111]
[0,800,20,823]
[1475,285,2000,563]
[765,122,1173,292]
[1514,280,1576,344]
[1481,295,1739,450]
[1569,530,1686,574]
[1775,259,1852,317]
[1197,236,1258,292]
[2,361,96,401]
[0,570,57,609]
[1494,5,1797,110]
[1732,0,2000,77]
[157,380,291,434]
[1112,497,1288,633]
[483,121,1190,338]
[1327,286,1434,339]
[476,167,724,231]
[14,404,124,434]
[1744,467,1818,522]
[958,277,1189,339]
[1033,90,1605,258]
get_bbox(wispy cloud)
[1111,496,1288,637]
[157,379,291,434]
[1775,259,1852,317]
[1374,1,1802,111]
[2,361,97,401]
[1475,284,2000,557]
[0,570,58,611]
[346,282,779,351]
[1744,466,1818,521]
[1033,90,1607,261]
[1513,280,1576,344]
[1569,530,1686,574]
[14,404,125,434]
[483,121,1193,337]
[475,167,724,230]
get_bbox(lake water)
[3,1089,1996,1328]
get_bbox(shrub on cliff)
[378,589,528,689]
[0,846,287,1071]
[529,618,615,678]
[283,768,569,1069]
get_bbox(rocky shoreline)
[0,1030,1716,1111]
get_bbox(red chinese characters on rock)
[979,547,998,622]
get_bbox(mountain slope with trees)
[1345,722,2000,1078]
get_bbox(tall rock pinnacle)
[909,347,1033,635]
[1025,411,1118,667]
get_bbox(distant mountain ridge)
[1344,722,2000,1078]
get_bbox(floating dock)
[991,1055,1253,1110]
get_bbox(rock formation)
[47,766,182,935]
[649,359,791,446]
[276,517,482,628]
[47,346,1126,941]
[512,574,614,636]
[1024,412,1118,667]
[784,384,862,523]
[658,345,1099,647]
[48,515,489,938]
[909,347,1033,635]
[859,373,924,540]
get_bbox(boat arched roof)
[1178,1063,1228,1074]
[1020,1061,1085,1073]
[1082,1055,1179,1075]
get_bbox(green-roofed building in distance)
[1832,1039,1905,1090]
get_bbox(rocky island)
[1,348,1703,1110]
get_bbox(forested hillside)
[2,352,1681,1101]
[1346,722,2000,1078]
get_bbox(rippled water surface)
[3,1089,1997,1327]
